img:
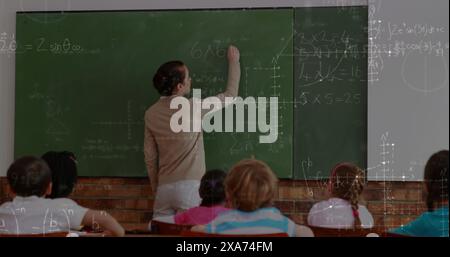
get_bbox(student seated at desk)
[0,156,124,236]
[148,169,229,230]
[41,151,83,231]
[191,159,314,237]
[174,169,229,225]
[390,150,449,237]
[307,162,374,229]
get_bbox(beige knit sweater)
[144,61,240,192]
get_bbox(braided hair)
[329,162,366,228]
[41,151,78,198]
[424,150,449,212]
[152,61,186,96]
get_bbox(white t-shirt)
[307,198,374,229]
[0,196,88,235]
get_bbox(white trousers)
[152,180,201,218]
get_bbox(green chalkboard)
[293,6,368,179]
[15,9,294,177]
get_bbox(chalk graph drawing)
[92,100,143,140]
[45,98,70,136]
[279,25,366,90]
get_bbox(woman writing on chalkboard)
[144,45,240,218]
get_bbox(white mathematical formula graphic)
[0,32,16,57]
[368,0,449,93]
[0,202,101,235]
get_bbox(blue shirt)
[390,207,449,237]
[205,207,296,236]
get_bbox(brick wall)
[0,177,426,231]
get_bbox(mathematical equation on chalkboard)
[191,71,226,85]
[0,33,101,55]
[298,63,365,83]
[203,132,287,156]
[295,30,368,85]
[297,92,361,106]
[189,37,250,59]
[80,139,142,160]
[28,37,100,55]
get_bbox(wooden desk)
[75,231,179,237]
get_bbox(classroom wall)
[0,0,370,177]
[0,177,426,231]
[1,0,448,181]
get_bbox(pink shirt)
[174,205,229,225]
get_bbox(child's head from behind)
[7,156,52,197]
[328,162,365,202]
[225,159,278,212]
[329,162,366,228]
[199,169,227,207]
[424,150,449,211]
[41,151,78,198]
